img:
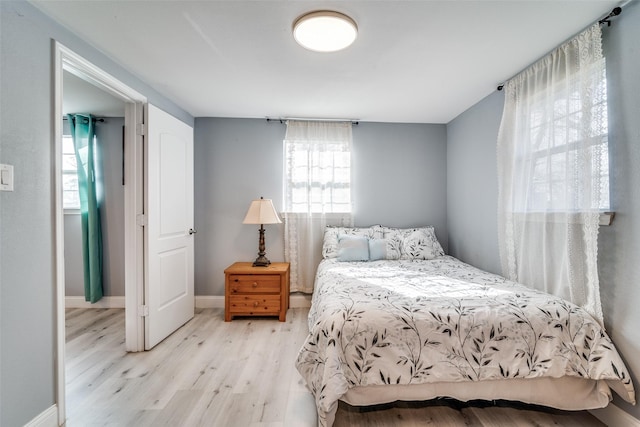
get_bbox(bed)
[295,225,636,427]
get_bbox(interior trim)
[65,296,125,308]
[63,295,311,309]
[590,403,640,427]
[23,404,57,427]
[53,40,147,427]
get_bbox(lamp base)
[252,224,271,267]
[252,255,271,267]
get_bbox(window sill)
[511,211,615,226]
[64,208,81,215]
[600,212,615,226]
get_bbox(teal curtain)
[68,114,103,303]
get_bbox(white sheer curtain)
[283,120,353,293]
[497,24,608,324]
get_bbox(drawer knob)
[234,279,239,282]
[252,282,258,287]
[253,301,259,307]
[231,288,237,293]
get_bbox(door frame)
[53,41,147,425]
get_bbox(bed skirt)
[323,377,612,426]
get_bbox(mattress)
[295,257,636,426]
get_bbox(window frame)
[516,68,611,214]
[62,134,81,213]
[283,138,352,214]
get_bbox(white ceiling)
[63,71,125,117]
[35,0,622,124]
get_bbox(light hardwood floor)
[65,308,606,426]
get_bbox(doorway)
[54,42,196,425]
[62,71,126,306]
[62,69,127,421]
[54,42,147,425]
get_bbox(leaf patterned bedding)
[295,256,636,426]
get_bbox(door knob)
[189,228,197,235]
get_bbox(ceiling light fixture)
[293,11,358,53]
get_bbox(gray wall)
[194,118,447,296]
[598,0,640,417]
[446,91,503,275]
[446,2,640,418]
[352,122,448,244]
[0,1,192,425]
[64,118,126,297]
[194,118,286,297]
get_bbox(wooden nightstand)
[224,262,290,322]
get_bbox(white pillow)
[382,226,444,260]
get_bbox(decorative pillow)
[337,235,369,262]
[322,225,383,259]
[382,226,445,260]
[368,238,401,261]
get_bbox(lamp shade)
[242,198,282,225]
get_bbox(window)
[62,135,81,210]
[496,24,608,322]
[283,121,352,213]
[523,69,610,212]
[282,120,354,294]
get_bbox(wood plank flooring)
[65,308,606,426]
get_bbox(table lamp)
[242,197,282,266]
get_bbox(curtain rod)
[266,117,359,125]
[62,116,106,122]
[496,5,625,91]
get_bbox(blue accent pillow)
[368,238,402,260]
[322,225,383,259]
[337,235,369,262]
[368,238,388,261]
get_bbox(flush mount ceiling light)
[293,10,358,53]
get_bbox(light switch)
[0,164,14,192]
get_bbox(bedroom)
[1,1,639,426]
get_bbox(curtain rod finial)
[599,6,622,26]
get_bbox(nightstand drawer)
[228,274,280,294]
[229,295,281,314]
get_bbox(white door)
[145,104,195,350]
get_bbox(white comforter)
[295,257,635,426]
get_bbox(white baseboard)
[195,296,224,308]
[65,296,125,308]
[67,296,218,309]
[24,405,58,427]
[66,294,311,309]
[194,295,311,308]
[590,403,640,427]
[290,293,312,308]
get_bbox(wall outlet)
[1,164,14,192]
